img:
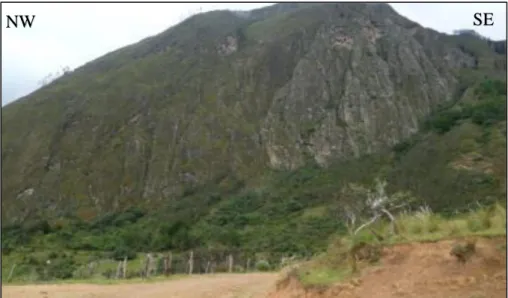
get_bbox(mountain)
[2,3,505,255]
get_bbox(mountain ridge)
[2,2,505,231]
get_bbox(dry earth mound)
[270,237,506,298]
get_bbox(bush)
[110,246,137,261]
[393,138,416,157]
[50,258,76,279]
[424,108,463,134]
[423,78,506,134]
[35,257,77,280]
[24,220,52,235]
[425,217,440,233]
[467,217,485,232]
[475,79,506,96]
[102,268,115,279]
[470,99,506,126]
[255,260,271,271]
[408,222,423,235]
[447,221,465,237]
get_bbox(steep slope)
[1,2,504,228]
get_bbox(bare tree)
[336,178,413,272]
[338,178,412,237]
[38,65,72,87]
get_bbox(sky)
[2,2,506,106]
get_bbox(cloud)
[2,2,506,106]
[390,3,506,40]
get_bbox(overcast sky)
[2,2,506,106]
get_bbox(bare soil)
[3,273,277,298]
[270,237,507,298]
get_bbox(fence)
[6,249,310,281]
[107,249,306,279]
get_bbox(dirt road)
[3,273,278,298]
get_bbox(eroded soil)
[270,237,507,298]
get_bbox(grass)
[388,205,505,244]
[2,251,145,278]
[293,203,507,287]
[4,274,188,286]
[298,266,352,287]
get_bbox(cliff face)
[260,5,475,168]
[0,3,498,222]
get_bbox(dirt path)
[3,273,278,298]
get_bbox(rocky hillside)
[1,2,505,230]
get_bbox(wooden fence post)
[205,260,211,274]
[228,254,233,273]
[188,251,194,275]
[116,261,123,279]
[143,253,154,278]
[122,257,127,278]
[164,252,172,276]
[246,258,251,272]
[7,264,16,282]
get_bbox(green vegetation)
[1,3,506,284]
[423,78,506,134]
[255,260,272,272]
[3,116,505,283]
[3,76,505,282]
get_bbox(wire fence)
[6,249,310,282]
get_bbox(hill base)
[270,237,507,298]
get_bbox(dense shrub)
[475,79,506,96]
[110,245,137,261]
[423,78,506,134]
[34,256,77,280]
[423,108,465,134]
[255,260,271,271]
[24,220,52,235]
[470,98,506,126]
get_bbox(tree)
[38,66,72,87]
[338,179,410,235]
[336,178,413,272]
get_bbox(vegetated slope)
[270,237,507,298]
[1,3,506,258]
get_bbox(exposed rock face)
[0,3,487,221]
[218,36,238,56]
[261,8,475,169]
